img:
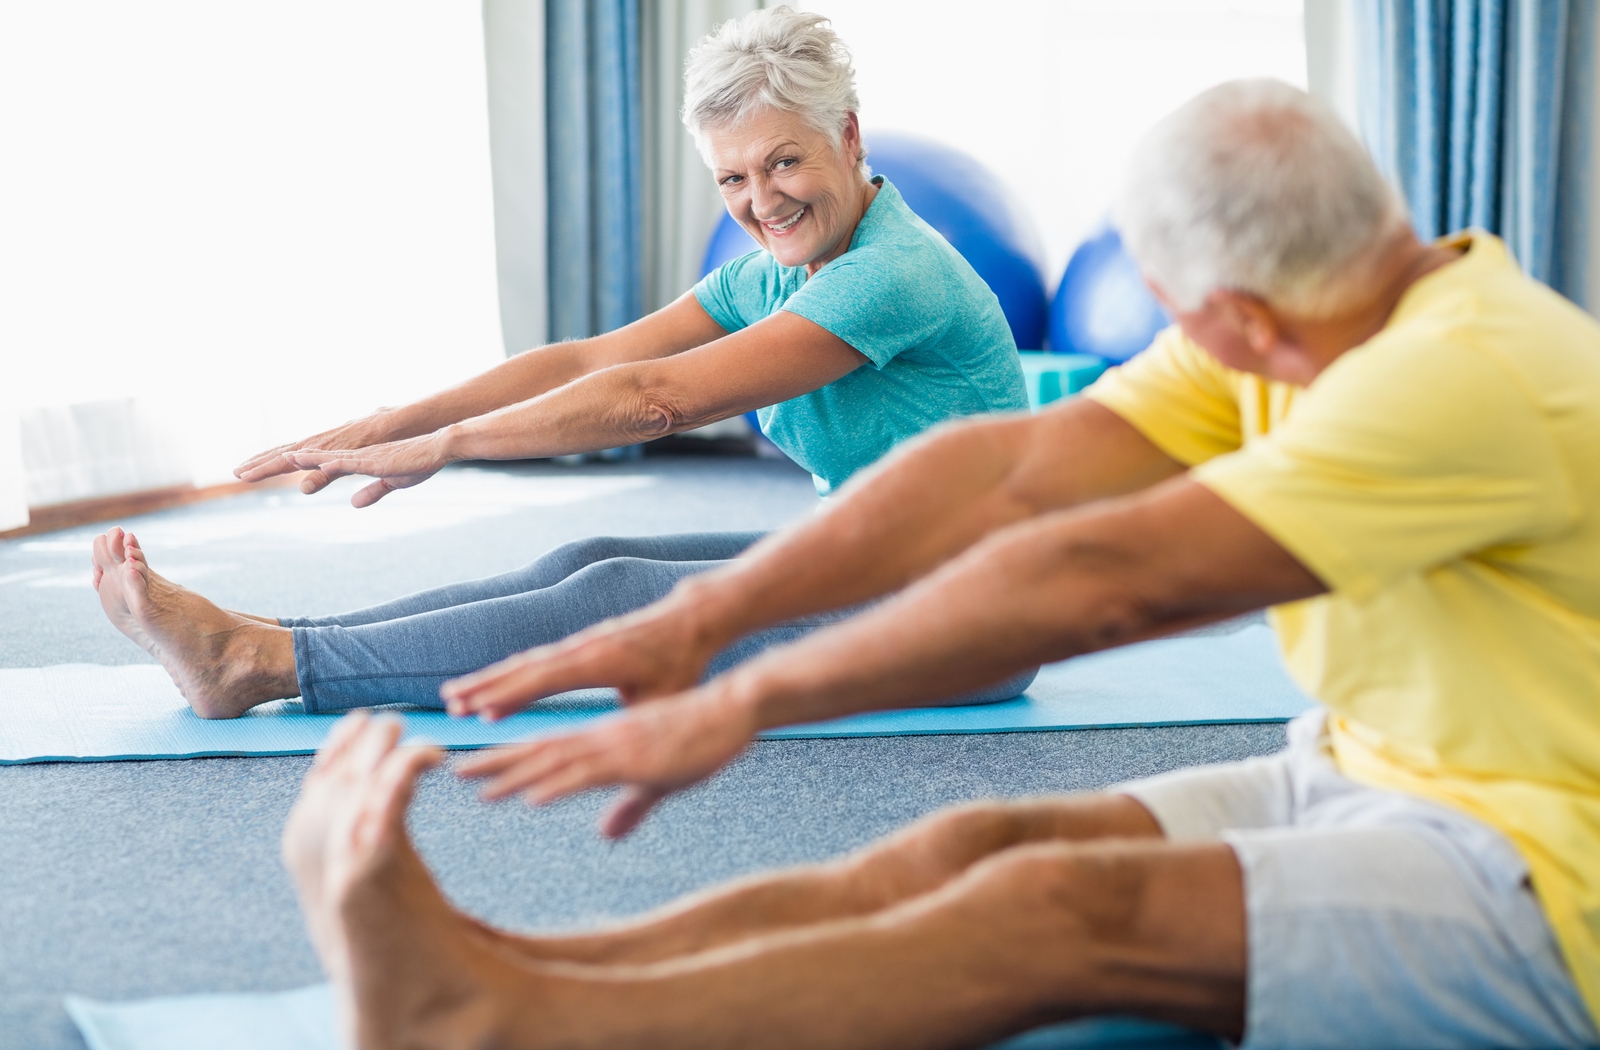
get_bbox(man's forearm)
[711,477,1323,732]
[717,511,1114,730]
[661,401,1183,662]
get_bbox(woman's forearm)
[378,341,601,441]
[439,362,711,462]
[368,295,730,443]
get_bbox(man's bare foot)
[288,715,539,1049]
[90,526,298,718]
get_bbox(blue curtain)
[1356,0,1596,302]
[547,0,644,340]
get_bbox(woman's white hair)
[1115,79,1408,316]
[682,6,864,168]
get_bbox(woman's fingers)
[234,443,298,481]
[351,479,398,509]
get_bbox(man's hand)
[234,412,405,495]
[441,600,726,720]
[286,431,456,508]
[456,687,756,837]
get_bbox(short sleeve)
[1084,328,1248,465]
[693,252,785,334]
[780,245,954,368]
[1196,339,1578,599]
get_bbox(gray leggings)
[282,532,1038,714]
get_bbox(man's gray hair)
[682,6,864,168]
[1115,79,1408,316]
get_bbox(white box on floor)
[0,404,27,531]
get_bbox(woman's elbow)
[613,381,692,441]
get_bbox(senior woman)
[88,6,1034,719]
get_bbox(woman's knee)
[959,666,1040,706]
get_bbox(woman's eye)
[774,158,796,170]
[719,175,743,187]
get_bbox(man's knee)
[956,840,1168,948]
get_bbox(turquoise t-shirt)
[693,177,1028,495]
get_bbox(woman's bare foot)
[90,526,298,718]
[287,715,541,1049]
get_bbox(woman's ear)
[840,112,863,166]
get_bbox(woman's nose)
[748,178,789,222]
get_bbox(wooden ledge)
[0,474,306,540]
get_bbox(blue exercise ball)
[700,131,1050,350]
[1049,226,1170,362]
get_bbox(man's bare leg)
[480,793,1162,966]
[91,526,298,718]
[291,717,1246,1049]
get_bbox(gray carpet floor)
[0,456,1286,1049]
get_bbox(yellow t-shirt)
[1086,232,1600,1021]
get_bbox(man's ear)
[1208,290,1281,362]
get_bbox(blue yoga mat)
[0,625,1313,763]
[65,983,1222,1050]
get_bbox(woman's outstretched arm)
[279,310,867,507]
[234,291,729,492]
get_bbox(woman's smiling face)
[705,108,868,275]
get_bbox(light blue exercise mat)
[0,625,1313,764]
[66,983,1222,1050]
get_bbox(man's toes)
[337,716,406,787]
[366,746,442,844]
[314,712,375,771]
[91,532,115,572]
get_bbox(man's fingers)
[601,787,667,838]
[466,727,617,801]
[479,741,591,800]
[522,756,615,805]
[443,646,606,718]
[454,739,534,778]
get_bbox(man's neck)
[1280,232,1465,382]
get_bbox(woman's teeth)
[766,207,806,232]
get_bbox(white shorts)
[1121,710,1598,1050]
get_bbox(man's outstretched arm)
[445,398,1184,717]
[458,476,1326,836]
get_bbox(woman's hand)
[441,602,726,720]
[456,686,757,837]
[234,412,408,494]
[286,430,457,508]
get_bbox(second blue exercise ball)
[1049,226,1170,362]
[700,131,1050,350]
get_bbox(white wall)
[803,0,1307,281]
[484,0,550,355]
[0,2,505,494]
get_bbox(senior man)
[286,80,1600,1048]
